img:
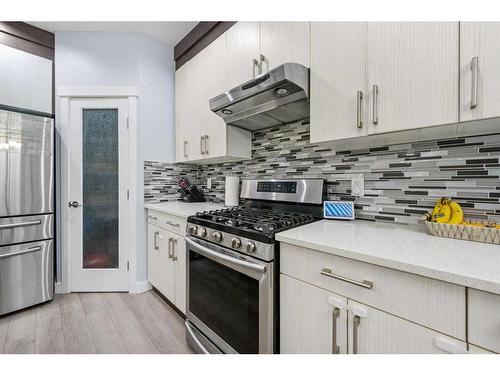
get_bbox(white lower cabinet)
[468,289,500,353]
[147,224,175,302]
[347,301,467,354]
[280,274,348,354]
[147,210,187,314]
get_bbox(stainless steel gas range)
[184,179,324,354]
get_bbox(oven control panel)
[257,181,297,194]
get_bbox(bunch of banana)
[430,198,464,225]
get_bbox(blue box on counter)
[323,201,355,220]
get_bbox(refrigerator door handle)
[0,245,42,259]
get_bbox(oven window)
[189,250,259,353]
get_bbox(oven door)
[186,236,274,354]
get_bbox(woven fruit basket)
[425,221,500,245]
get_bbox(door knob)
[68,201,83,208]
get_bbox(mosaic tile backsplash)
[144,161,198,203]
[144,121,500,225]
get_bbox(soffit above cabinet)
[174,21,236,70]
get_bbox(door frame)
[58,86,139,293]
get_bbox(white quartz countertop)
[144,201,225,218]
[276,220,500,294]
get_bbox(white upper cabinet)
[460,22,500,122]
[310,22,459,144]
[175,33,251,163]
[204,34,229,160]
[175,52,205,162]
[367,22,459,134]
[260,22,310,72]
[225,22,260,90]
[0,44,52,114]
[310,22,368,143]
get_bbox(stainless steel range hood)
[209,63,309,131]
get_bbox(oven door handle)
[186,237,267,274]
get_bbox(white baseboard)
[54,282,65,294]
[130,280,152,294]
[55,281,152,294]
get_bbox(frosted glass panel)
[82,109,119,269]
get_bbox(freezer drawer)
[0,239,54,315]
[0,109,54,216]
[0,214,53,246]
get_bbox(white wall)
[55,32,176,286]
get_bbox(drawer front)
[0,214,53,246]
[147,210,186,235]
[468,289,500,353]
[347,301,467,354]
[280,243,466,340]
[0,239,54,315]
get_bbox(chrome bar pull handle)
[352,315,361,354]
[252,58,259,78]
[172,238,178,261]
[154,231,160,250]
[372,84,379,125]
[321,268,373,289]
[356,90,363,128]
[332,307,340,354]
[0,245,42,259]
[0,220,42,230]
[471,56,479,109]
[168,237,173,259]
[204,135,209,155]
[200,136,205,155]
[165,220,180,228]
[259,54,267,74]
[183,140,188,158]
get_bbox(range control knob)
[188,225,197,235]
[244,241,256,253]
[231,237,242,249]
[212,231,223,242]
[197,227,207,237]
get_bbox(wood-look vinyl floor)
[0,290,193,354]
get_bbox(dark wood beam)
[174,21,236,70]
[0,22,54,60]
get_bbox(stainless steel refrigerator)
[0,108,54,315]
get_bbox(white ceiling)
[29,22,197,47]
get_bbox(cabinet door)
[460,22,500,122]
[148,225,175,301]
[280,274,348,354]
[468,289,500,353]
[162,229,176,302]
[147,224,163,289]
[204,34,228,159]
[172,234,186,314]
[347,301,467,354]
[175,53,205,162]
[260,22,310,72]
[367,22,459,134]
[225,22,260,90]
[175,64,189,162]
[310,22,368,143]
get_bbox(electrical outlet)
[351,175,364,197]
[207,178,212,189]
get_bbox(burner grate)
[195,207,313,235]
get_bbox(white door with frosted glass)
[68,98,129,291]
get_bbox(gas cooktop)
[188,207,314,243]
